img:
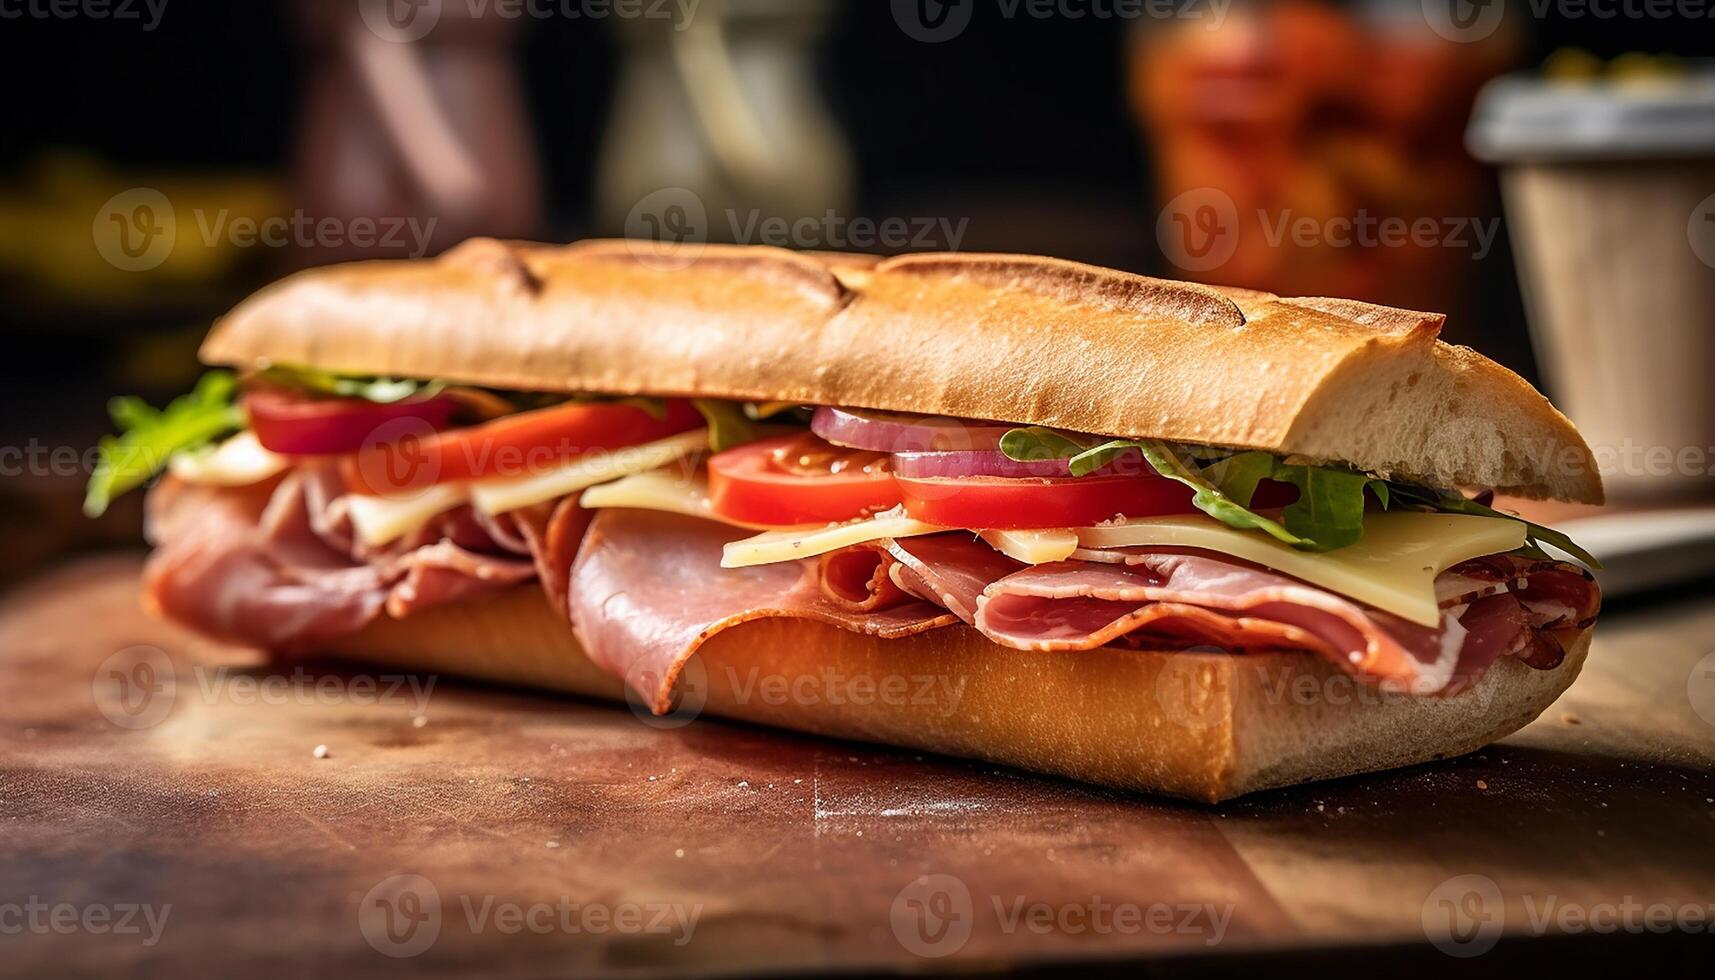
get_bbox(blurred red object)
[1130,1,1516,311]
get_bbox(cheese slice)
[979,528,1079,565]
[469,428,709,516]
[580,468,721,522]
[168,432,289,487]
[1073,511,1525,627]
[721,509,946,568]
[346,482,469,548]
[580,468,832,532]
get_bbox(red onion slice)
[810,406,1013,453]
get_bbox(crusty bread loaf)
[200,238,1603,503]
[326,585,1590,803]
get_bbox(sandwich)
[87,238,1603,802]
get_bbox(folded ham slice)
[568,510,956,714]
[142,464,562,651]
[877,534,1596,694]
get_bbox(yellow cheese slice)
[581,468,872,533]
[979,528,1079,565]
[721,509,946,568]
[1073,512,1525,627]
[345,482,469,548]
[468,428,708,516]
[580,468,721,523]
[168,432,289,487]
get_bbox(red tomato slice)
[707,434,903,526]
[895,472,1202,529]
[245,388,457,456]
[345,398,703,495]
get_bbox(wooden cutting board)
[2,556,1712,977]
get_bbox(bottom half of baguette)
[322,586,1590,802]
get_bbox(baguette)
[200,239,1602,503]
[328,585,1590,803]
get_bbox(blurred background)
[3,0,1714,583]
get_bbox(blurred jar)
[596,0,853,247]
[294,0,542,266]
[1129,0,1515,314]
[1469,59,1715,502]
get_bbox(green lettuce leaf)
[1001,428,1369,551]
[998,425,1599,563]
[84,371,244,517]
[1131,440,1322,548]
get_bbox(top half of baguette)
[200,238,1602,503]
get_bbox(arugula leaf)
[255,364,442,404]
[1001,428,1376,551]
[1130,441,1324,549]
[1200,451,1277,507]
[998,426,1092,464]
[694,399,761,452]
[1270,465,1371,551]
[84,371,244,517]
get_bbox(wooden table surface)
[3,556,1713,977]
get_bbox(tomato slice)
[707,434,903,526]
[345,398,703,494]
[245,388,457,456]
[895,472,1202,529]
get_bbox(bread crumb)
[1476,779,1489,790]
[546,841,560,849]
[1561,712,1582,725]
[674,848,685,858]
[312,744,330,759]
[412,715,428,728]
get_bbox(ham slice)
[872,533,1593,694]
[567,510,955,714]
[968,542,1592,693]
[143,465,544,652]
